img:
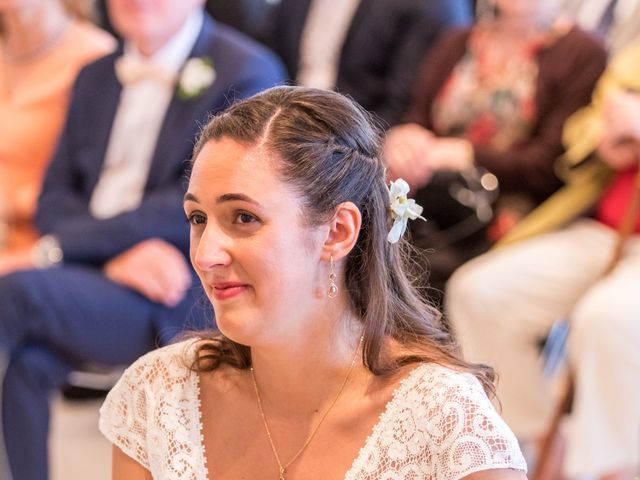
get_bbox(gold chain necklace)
[250,336,363,480]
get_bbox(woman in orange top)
[0,0,114,252]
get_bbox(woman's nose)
[191,224,232,271]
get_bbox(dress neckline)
[192,358,431,480]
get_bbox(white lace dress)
[99,341,527,480]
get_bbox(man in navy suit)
[261,0,472,127]
[0,0,284,478]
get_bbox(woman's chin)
[214,312,259,346]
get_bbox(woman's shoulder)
[392,362,516,442]
[67,20,116,53]
[55,20,116,70]
[347,362,527,478]
[99,343,195,426]
[535,24,607,89]
[562,25,606,48]
[434,26,473,50]
[39,20,115,81]
[382,362,527,474]
[399,361,489,403]
[544,24,608,61]
[99,340,205,473]
[117,340,199,389]
[99,341,200,434]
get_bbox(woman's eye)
[187,212,206,225]
[234,211,258,224]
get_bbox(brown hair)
[189,86,495,394]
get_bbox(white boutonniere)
[387,178,426,243]
[178,57,216,100]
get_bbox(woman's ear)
[321,201,362,261]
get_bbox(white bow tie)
[115,55,176,86]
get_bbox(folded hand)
[104,238,192,307]
[385,125,474,190]
[384,123,435,190]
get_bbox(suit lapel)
[85,51,123,192]
[145,16,217,189]
[341,0,373,54]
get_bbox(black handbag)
[408,167,499,296]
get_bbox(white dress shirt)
[89,10,203,219]
[296,0,361,90]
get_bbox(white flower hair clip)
[387,178,426,243]
[178,57,216,100]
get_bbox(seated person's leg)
[0,266,205,480]
[445,219,615,440]
[3,345,74,480]
[566,241,640,479]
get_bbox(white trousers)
[446,219,640,477]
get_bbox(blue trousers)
[0,266,210,480]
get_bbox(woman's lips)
[210,283,248,300]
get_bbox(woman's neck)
[1,3,71,61]
[248,314,365,415]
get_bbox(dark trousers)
[0,266,210,480]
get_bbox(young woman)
[0,0,114,252]
[100,86,527,480]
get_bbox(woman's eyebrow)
[216,193,261,206]
[183,192,199,203]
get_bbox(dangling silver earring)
[327,255,338,298]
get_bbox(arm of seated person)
[0,180,39,224]
[112,445,152,480]
[462,468,528,480]
[0,247,34,276]
[103,238,192,307]
[427,136,475,171]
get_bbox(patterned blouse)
[431,24,546,152]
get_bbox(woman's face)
[0,0,17,11]
[107,0,203,55]
[0,0,43,13]
[184,137,328,346]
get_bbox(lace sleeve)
[98,357,153,470]
[428,368,528,480]
[346,364,526,480]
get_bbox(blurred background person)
[96,0,276,40]
[260,0,473,127]
[0,0,284,478]
[446,41,640,480]
[561,0,640,53]
[384,0,606,293]
[0,0,114,254]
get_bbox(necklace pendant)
[279,466,286,480]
